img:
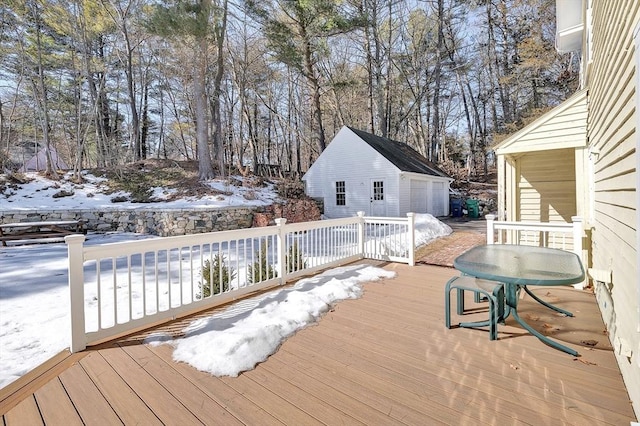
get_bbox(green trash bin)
[466,199,480,218]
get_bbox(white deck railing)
[66,212,415,352]
[485,214,585,289]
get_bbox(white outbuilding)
[302,126,453,218]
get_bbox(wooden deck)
[1,262,636,425]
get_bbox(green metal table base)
[506,284,578,356]
[523,285,574,317]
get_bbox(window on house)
[336,181,346,206]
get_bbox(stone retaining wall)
[0,207,258,237]
[1,199,325,237]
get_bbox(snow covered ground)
[1,170,280,211]
[0,172,452,389]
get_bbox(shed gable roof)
[494,89,588,155]
[346,127,450,178]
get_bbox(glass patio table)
[453,244,585,356]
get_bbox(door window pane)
[373,181,384,201]
[336,181,346,205]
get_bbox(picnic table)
[453,244,585,356]
[0,220,84,246]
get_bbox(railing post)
[275,218,287,285]
[571,216,583,256]
[65,234,87,353]
[485,214,496,244]
[357,211,365,258]
[406,212,415,266]
[571,216,585,289]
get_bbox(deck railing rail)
[66,212,415,352]
[485,214,585,288]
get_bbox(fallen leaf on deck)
[581,339,598,346]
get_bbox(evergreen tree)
[146,0,228,180]
[247,240,277,284]
[245,0,362,157]
[286,240,307,273]
[199,253,235,298]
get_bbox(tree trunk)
[430,0,444,162]
[194,36,215,180]
[123,28,141,160]
[301,28,326,154]
[210,0,228,177]
[29,1,58,179]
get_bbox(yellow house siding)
[587,0,639,414]
[517,150,577,223]
[494,89,588,226]
[496,90,588,155]
[590,63,636,153]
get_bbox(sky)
[0,172,452,389]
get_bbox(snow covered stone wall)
[0,207,258,236]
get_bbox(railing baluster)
[128,255,132,322]
[142,252,147,316]
[97,261,102,329]
[178,247,184,305]
[155,251,160,312]
[111,258,117,325]
[189,246,194,301]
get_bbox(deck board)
[58,363,123,425]
[99,345,203,425]
[276,339,481,425]
[34,378,83,426]
[1,262,636,425]
[3,397,43,426]
[288,323,541,424]
[266,352,412,426]
[120,343,244,426]
[246,360,368,425]
[219,370,325,425]
[149,343,284,425]
[300,320,630,424]
[261,355,392,425]
[79,351,163,425]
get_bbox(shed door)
[370,180,386,216]
[432,182,445,216]
[410,180,428,213]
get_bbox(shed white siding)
[303,127,400,218]
[303,127,452,218]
